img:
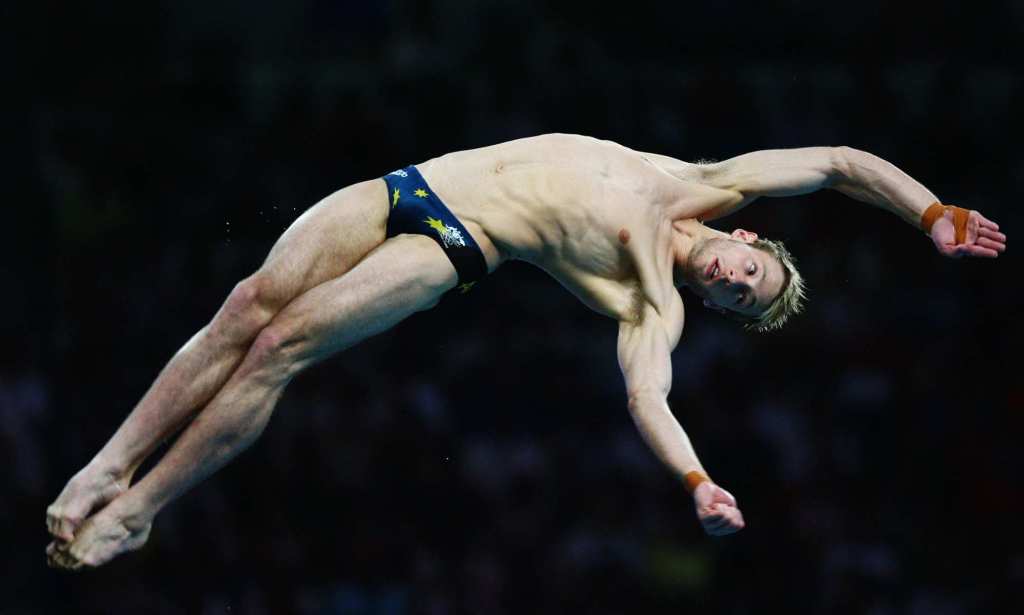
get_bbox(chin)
[679,262,709,293]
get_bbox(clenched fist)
[693,481,745,536]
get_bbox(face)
[677,230,786,317]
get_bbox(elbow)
[627,386,668,412]
[829,145,859,186]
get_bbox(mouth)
[705,257,719,281]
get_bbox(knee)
[246,320,304,377]
[216,273,280,339]
[229,273,276,314]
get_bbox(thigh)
[256,178,390,304]
[266,234,458,373]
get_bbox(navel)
[618,228,631,245]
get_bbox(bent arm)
[829,146,942,226]
[696,146,939,226]
[617,300,708,483]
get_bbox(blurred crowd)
[5,1,1023,613]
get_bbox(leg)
[48,234,458,569]
[46,179,389,542]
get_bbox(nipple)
[618,228,631,245]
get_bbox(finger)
[708,518,742,536]
[701,502,727,516]
[63,548,87,571]
[977,227,1007,243]
[56,516,80,543]
[46,542,60,568]
[702,506,735,530]
[706,503,732,519]
[967,216,980,244]
[704,520,730,535]
[728,509,745,529]
[976,213,999,231]
[961,244,999,258]
[716,524,742,536]
[976,237,1006,252]
[46,541,67,557]
[46,504,80,542]
[716,489,737,507]
[714,513,745,535]
[46,505,59,537]
[713,508,739,527]
[701,512,727,530]
[51,549,78,570]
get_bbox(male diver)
[46,134,1006,569]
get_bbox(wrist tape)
[684,471,710,494]
[921,202,970,244]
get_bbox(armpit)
[628,282,647,325]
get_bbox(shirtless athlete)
[46,134,1006,569]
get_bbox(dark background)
[4,1,1023,613]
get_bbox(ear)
[702,298,727,314]
[731,228,758,243]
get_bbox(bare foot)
[46,503,152,570]
[46,463,131,542]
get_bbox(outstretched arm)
[617,297,744,536]
[694,147,1007,257]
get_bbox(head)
[677,229,806,332]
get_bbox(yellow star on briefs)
[458,281,476,294]
[414,188,429,198]
[424,217,447,235]
[392,187,400,208]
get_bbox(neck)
[672,218,728,269]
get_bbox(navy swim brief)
[382,165,488,294]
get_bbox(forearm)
[627,391,708,483]
[832,146,939,228]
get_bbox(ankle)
[105,493,154,530]
[87,453,133,484]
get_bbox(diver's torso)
[416,133,727,319]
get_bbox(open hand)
[693,481,745,536]
[931,208,1006,258]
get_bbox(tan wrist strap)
[684,471,710,494]
[921,202,970,244]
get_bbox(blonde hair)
[742,238,807,333]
